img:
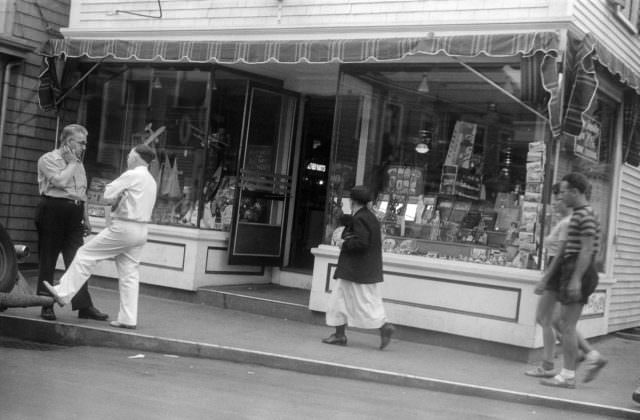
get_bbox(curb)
[1,314,639,419]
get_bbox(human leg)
[526,291,557,377]
[540,303,583,388]
[35,200,64,320]
[51,226,129,305]
[61,212,93,311]
[323,279,348,346]
[113,246,142,326]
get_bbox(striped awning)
[42,32,561,64]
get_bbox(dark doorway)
[287,96,334,271]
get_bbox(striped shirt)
[563,205,600,257]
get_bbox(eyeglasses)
[70,138,87,146]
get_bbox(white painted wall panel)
[611,165,640,331]
[65,0,561,38]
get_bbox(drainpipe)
[0,61,21,162]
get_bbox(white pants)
[53,220,148,326]
[326,278,387,329]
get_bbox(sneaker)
[540,375,576,389]
[40,306,56,321]
[583,357,608,383]
[525,365,556,378]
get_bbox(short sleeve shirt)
[563,205,600,257]
[544,215,571,257]
[37,149,87,201]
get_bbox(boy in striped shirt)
[541,172,606,388]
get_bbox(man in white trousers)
[45,144,157,329]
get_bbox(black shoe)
[379,322,395,350]
[78,306,109,321]
[633,386,640,403]
[40,306,56,321]
[322,334,347,346]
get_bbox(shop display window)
[554,92,616,270]
[325,61,556,269]
[79,65,247,230]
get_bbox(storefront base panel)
[55,219,269,291]
[271,268,313,290]
[310,245,612,350]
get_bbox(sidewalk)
[1,285,640,418]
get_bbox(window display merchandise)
[324,64,557,269]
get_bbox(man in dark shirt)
[35,124,108,321]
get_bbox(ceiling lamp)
[152,76,162,89]
[417,73,430,93]
[415,143,430,154]
[415,129,431,154]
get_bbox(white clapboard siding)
[66,0,558,37]
[573,0,640,87]
[610,164,640,332]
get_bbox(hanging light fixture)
[417,73,430,93]
[152,76,162,89]
[415,129,431,154]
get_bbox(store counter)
[56,217,268,291]
[309,244,613,349]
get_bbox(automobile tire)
[0,224,17,293]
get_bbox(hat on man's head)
[134,144,155,164]
[350,185,372,205]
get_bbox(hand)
[61,145,80,164]
[82,220,92,237]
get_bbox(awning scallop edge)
[42,32,561,64]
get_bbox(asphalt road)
[0,337,612,420]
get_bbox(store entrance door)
[286,97,334,271]
[228,83,298,266]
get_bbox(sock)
[336,324,346,337]
[542,360,554,371]
[560,368,575,379]
[585,350,600,361]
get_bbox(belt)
[42,195,84,206]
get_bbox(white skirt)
[325,278,387,329]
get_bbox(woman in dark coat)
[322,185,395,350]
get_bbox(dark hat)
[134,144,155,164]
[350,185,372,204]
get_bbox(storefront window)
[326,61,553,269]
[554,92,617,269]
[81,65,247,230]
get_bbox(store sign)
[445,120,477,169]
[574,116,601,162]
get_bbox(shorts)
[557,254,598,305]
[544,255,562,293]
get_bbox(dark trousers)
[35,197,93,310]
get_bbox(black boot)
[322,324,347,346]
[379,322,395,350]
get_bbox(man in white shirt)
[45,144,158,329]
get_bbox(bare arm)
[567,235,595,299]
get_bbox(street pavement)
[1,285,640,418]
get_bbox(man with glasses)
[541,172,606,388]
[35,124,108,321]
